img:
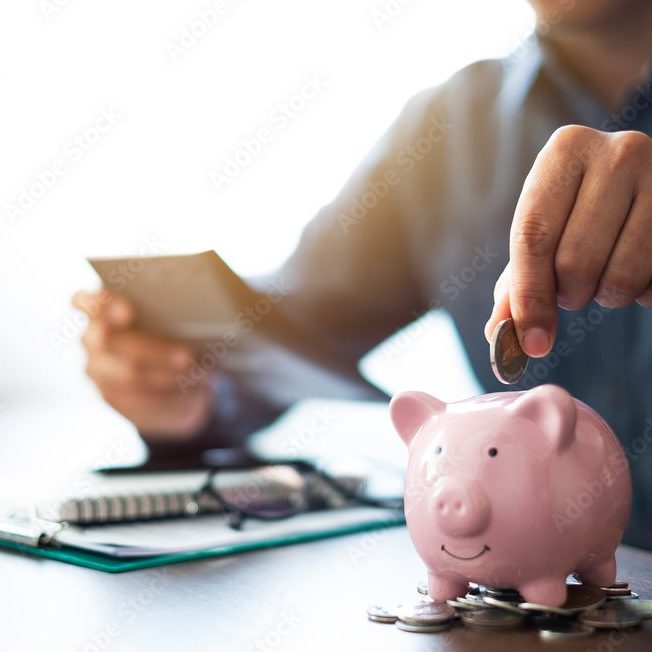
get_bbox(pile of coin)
[367,579,651,639]
[367,602,456,634]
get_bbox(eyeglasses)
[194,459,404,530]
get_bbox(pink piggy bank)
[389,384,631,606]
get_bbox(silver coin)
[396,620,451,633]
[484,589,523,602]
[457,595,492,609]
[562,584,606,612]
[602,580,629,590]
[366,605,399,623]
[397,602,456,625]
[602,586,632,596]
[539,622,596,639]
[490,318,529,384]
[446,599,480,611]
[607,592,639,600]
[529,613,570,630]
[485,587,521,602]
[485,585,520,595]
[461,608,524,630]
[579,606,642,629]
[483,596,529,615]
[618,599,652,618]
[416,580,429,595]
[519,601,572,616]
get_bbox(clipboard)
[0,509,405,573]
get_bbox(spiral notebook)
[0,464,404,573]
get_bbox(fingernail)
[522,327,550,358]
[484,321,492,341]
[493,279,508,303]
[484,313,497,341]
[484,300,503,341]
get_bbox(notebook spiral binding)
[38,466,365,526]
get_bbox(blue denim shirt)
[147,35,652,549]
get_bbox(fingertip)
[484,291,511,342]
[483,321,492,343]
[108,297,133,325]
[484,313,500,342]
[71,290,90,310]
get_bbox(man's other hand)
[72,289,213,440]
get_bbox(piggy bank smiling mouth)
[441,544,491,560]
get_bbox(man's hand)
[485,126,652,356]
[72,289,213,440]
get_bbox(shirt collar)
[498,33,544,117]
[501,31,652,129]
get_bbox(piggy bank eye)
[434,445,443,455]
[488,447,498,457]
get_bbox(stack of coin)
[366,605,400,624]
[395,603,456,633]
[484,586,523,603]
[519,582,606,616]
[602,580,639,600]
[579,605,642,630]
[461,608,524,631]
[367,578,649,638]
[416,581,428,596]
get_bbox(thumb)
[484,263,512,341]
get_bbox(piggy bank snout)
[431,478,491,538]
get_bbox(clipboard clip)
[0,514,66,548]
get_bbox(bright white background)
[0,0,534,406]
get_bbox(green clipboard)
[0,513,405,573]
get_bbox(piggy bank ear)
[389,391,446,446]
[509,385,576,451]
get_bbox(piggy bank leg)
[427,571,467,602]
[577,555,617,588]
[519,576,568,607]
